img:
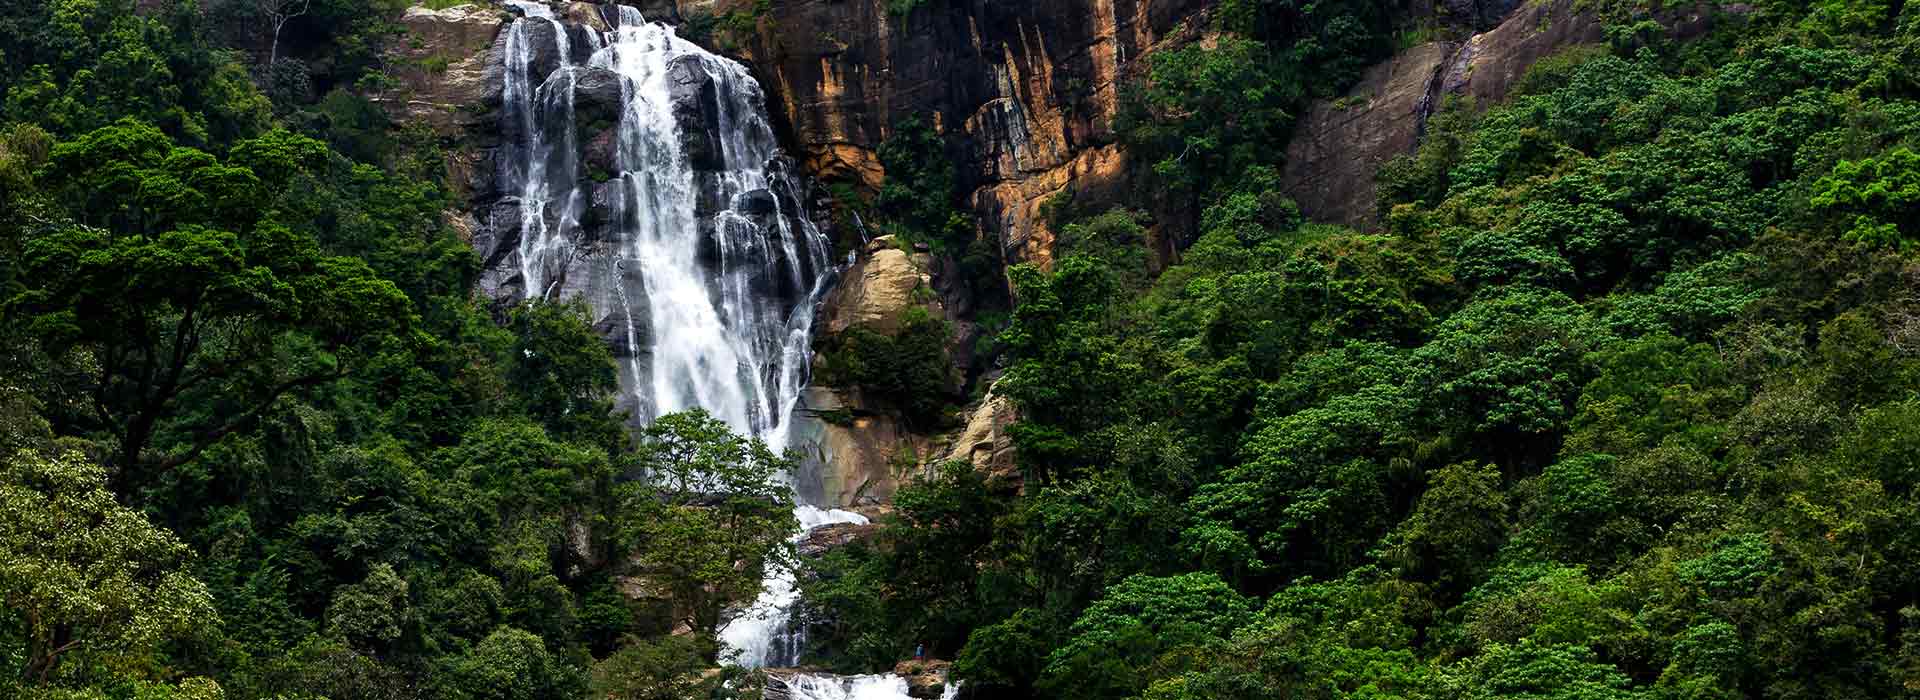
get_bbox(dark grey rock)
[668,55,725,171]
[572,67,627,134]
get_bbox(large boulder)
[892,659,952,699]
[572,67,628,134]
[797,521,881,557]
[820,236,932,336]
[788,386,921,507]
[939,383,1020,485]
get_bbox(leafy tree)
[0,449,216,685]
[1382,462,1509,592]
[875,115,961,249]
[1810,147,1920,247]
[506,298,622,440]
[616,410,795,635]
[815,306,955,427]
[325,564,413,656]
[1121,36,1294,196]
[1038,572,1253,700]
[443,626,584,700]
[1437,639,1643,700]
[590,633,717,700]
[8,121,408,477]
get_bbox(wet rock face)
[572,67,628,133]
[669,54,727,171]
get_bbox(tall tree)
[6,121,408,477]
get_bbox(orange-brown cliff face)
[676,0,1214,268]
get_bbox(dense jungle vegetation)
[0,0,795,698]
[4,0,1920,697]
[800,1,1920,700]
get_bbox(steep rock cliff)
[672,0,1213,268]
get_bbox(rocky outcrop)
[820,236,937,335]
[893,659,952,699]
[939,382,1019,484]
[797,521,881,556]
[789,386,924,507]
[1280,42,1457,235]
[672,0,1214,267]
[1281,0,1744,229]
[373,4,507,136]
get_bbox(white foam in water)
[780,673,958,700]
[721,506,869,668]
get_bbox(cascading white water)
[495,6,940,698]
[499,1,828,453]
[721,506,870,668]
[778,674,963,700]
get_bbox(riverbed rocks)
[893,659,952,699]
[797,521,881,557]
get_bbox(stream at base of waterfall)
[494,4,944,698]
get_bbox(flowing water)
[494,4,940,698]
[720,505,870,668]
[500,1,828,452]
[777,674,963,700]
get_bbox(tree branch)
[152,368,345,471]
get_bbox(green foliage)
[4,122,420,482]
[1121,36,1294,196]
[10,0,1920,697]
[1811,147,1920,247]
[1121,0,1392,199]
[815,307,955,426]
[590,633,717,700]
[0,450,216,687]
[816,6,1920,700]
[506,299,621,439]
[616,410,796,633]
[875,115,965,251]
[1038,572,1252,700]
[443,626,585,700]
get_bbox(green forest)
[4,0,1920,698]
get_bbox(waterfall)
[493,5,940,698]
[498,0,828,453]
[721,506,870,668]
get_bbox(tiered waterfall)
[491,4,938,697]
